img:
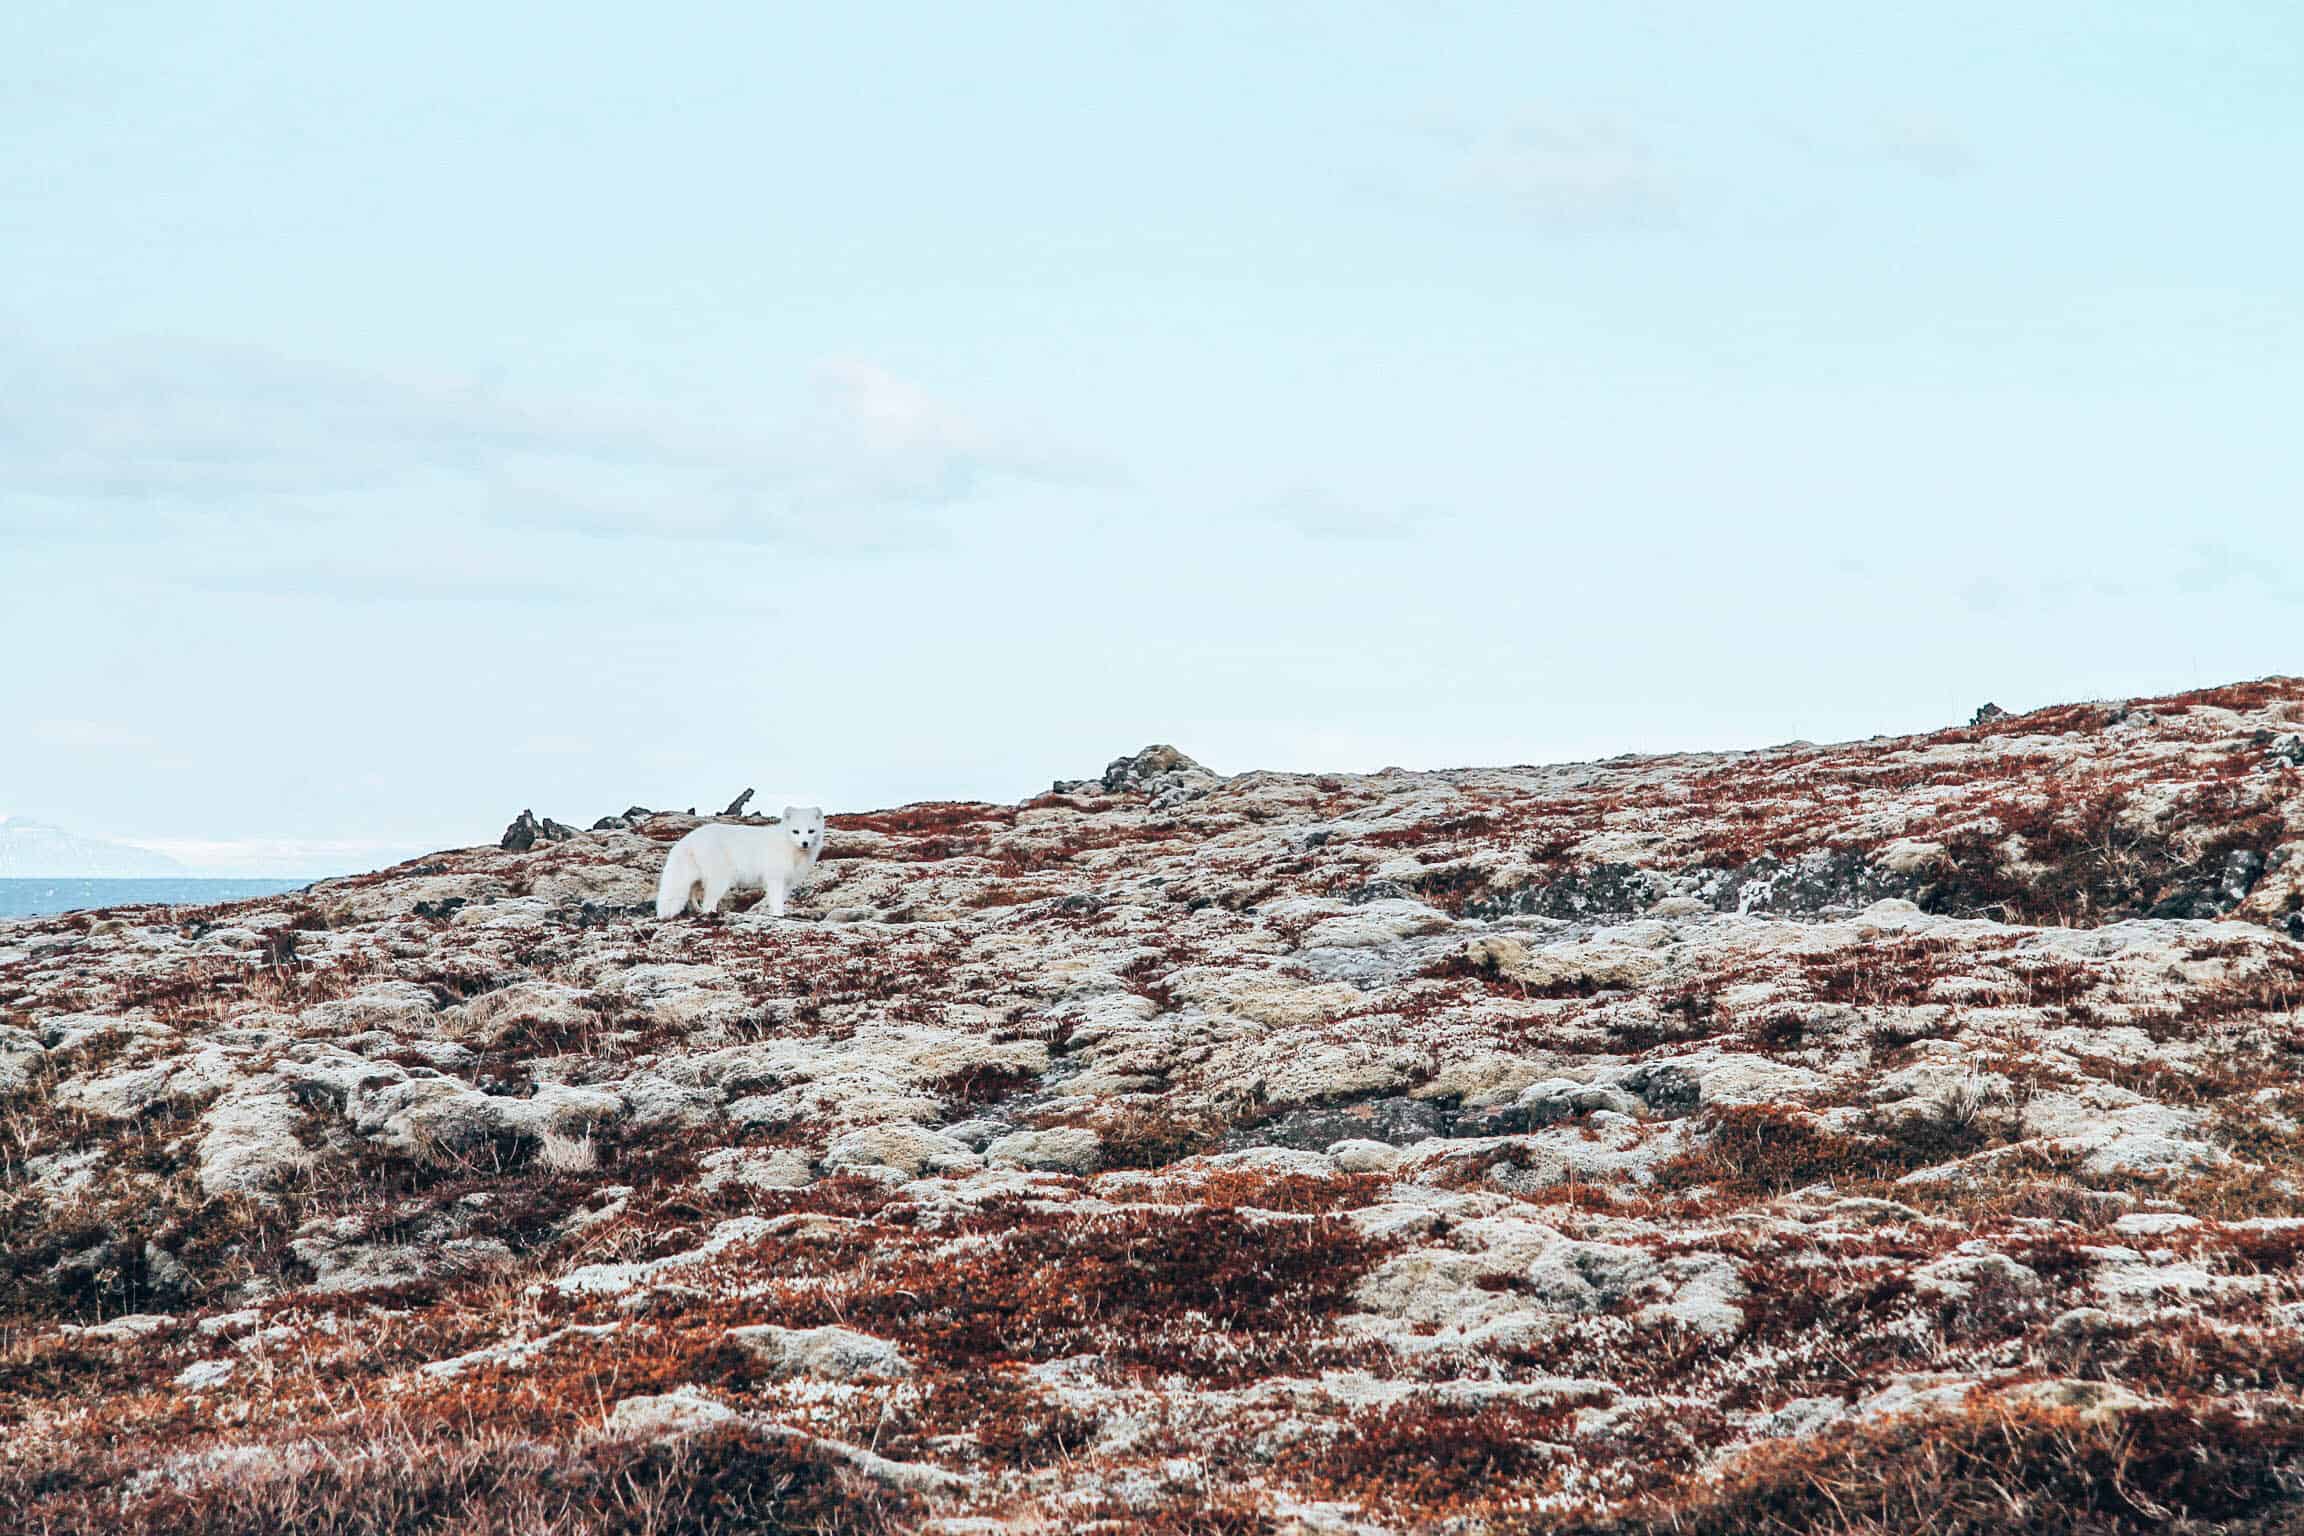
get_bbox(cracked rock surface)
[8,678,2304,1531]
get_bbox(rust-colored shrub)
[1278,1395,1590,1515]
[1419,950,1599,1000]
[830,801,1017,837]
[1651,1106,1869,1194]
[1050,1102,1230,1169]
[0,1421,903,1536]
[1361,812,1506,849]
[925,1060,1041,1105]
[1923,785,2283,928]
[1616,1399,2304,1535]
[735,1201,1391,1383]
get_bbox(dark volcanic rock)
[14,674,2304,1533]
[499,809,579,852]
[1230,1096,1450,1150]
[2148,848,2269,920]
[1055,744,1218,803]
[1617,1062,1703,1118]
[1430,852,1918,924]
[1703,850,1925,918]
[1449,1103,1534,1137]
[1456,862,1678,922]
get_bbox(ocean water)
[0,878,313,920]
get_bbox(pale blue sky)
[3,2,2299,873]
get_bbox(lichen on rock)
[7,678,2304,1529]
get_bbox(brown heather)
[6,680,2304,1531]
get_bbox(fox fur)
[655,806,825,918]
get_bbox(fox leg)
[699,875,731,914]
[766,879,788,918]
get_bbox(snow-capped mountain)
[0,817,184,876]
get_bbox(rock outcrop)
[1054,743,1220,805]
[7,677,2304,1531]
[497,808,579,852]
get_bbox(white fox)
[654,806,826,918]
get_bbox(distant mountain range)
[0,817,185,877]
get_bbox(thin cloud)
[0,339,555,503]
[1260,486,1429,541]
[190,557,603,606]
[144,506,854,606]
[1385,115,1676,231]
[1765,114,1982,180]
[128,834,425,877]
[29,718,156,750]
[2174,541,2303,603]
[1868,118,1980,178]
[0,337,1111,545]
[1458,143,1672,229]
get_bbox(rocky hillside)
[7,678,2304,1534]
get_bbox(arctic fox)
[654,806,826,918]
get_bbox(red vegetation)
[1623,1399,2304,1535]
[830,802,1017,837]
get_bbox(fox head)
[780,805,827,862]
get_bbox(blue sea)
[0,878,314,920]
